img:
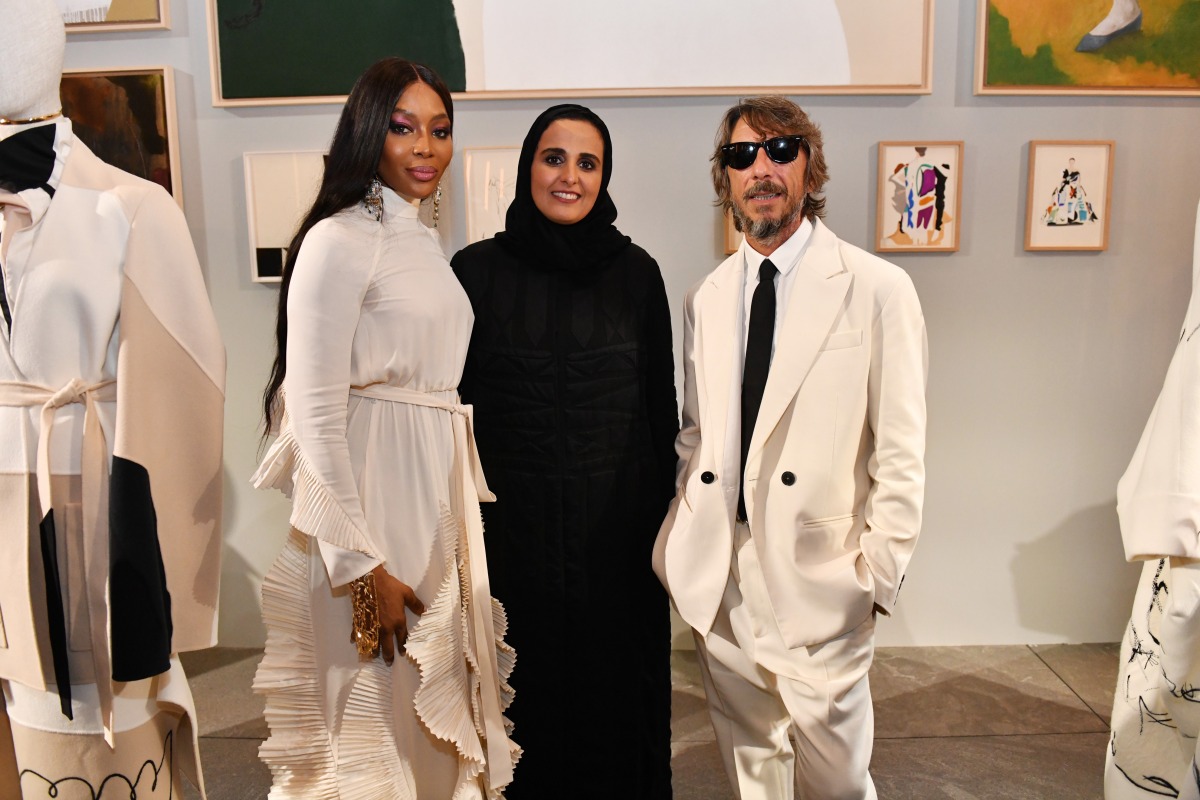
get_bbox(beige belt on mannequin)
[0,378,118,745]
[348,383,514,791]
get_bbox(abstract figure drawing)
[887,147,951,247]
[1042,157,1099,226]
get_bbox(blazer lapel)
[695,253,743,473]
[747,220,851,462]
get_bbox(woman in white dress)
[253,57,518,799]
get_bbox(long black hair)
[261,57,454,436]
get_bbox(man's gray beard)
[733,193,805,245]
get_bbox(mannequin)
[0,0,62,129]
[0,1,226,797]
[1105,199,1200,800]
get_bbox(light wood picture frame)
[975,0,1200,96]
[243,151,326,283]
[60,66,182,205]
[876,141,964,254]
[463,146,520,245]
[206,0,933,106]
[1024,140,1114,251]
[724,209,744,256]
[59,0,168,32]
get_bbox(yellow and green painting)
[981,0,1200,92]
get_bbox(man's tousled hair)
[710,96,828,229]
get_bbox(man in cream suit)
[653,97,927,799]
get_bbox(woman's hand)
[371,565,425,664]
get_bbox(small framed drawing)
[876,141,963,253]
[59,0,169,32]
[60,67,182,204]
[724,209,744,255]
[244,151,325,283]
[1025,141,1114,252]
[463,147,520,244]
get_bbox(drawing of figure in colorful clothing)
[889,147,950,247]
[1043,157,1099,226]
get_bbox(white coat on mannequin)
[1105,198,1200,800]
[0,2,225,797]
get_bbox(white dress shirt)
[719,218,815,518]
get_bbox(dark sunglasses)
[720,135,808,170]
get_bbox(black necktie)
[739,258,778,522]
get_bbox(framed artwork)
[876,141,964,253]
[207,0,933,106]
[59,0,168,31]
[976,0,1200,96]
[60,67,182,204]
[243,151,325,283]
[724,209,744,255]
[463,147,519,245]
[1025,141,1114,251]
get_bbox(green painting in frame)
[208,0,468,104]
[207,0,933,106]
[976,0,1200,95]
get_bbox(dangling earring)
[432,182,442,228]
[364,176,383,221]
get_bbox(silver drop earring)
[432,182,442,228]
[364,176,383,221]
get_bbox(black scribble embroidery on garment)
[224,0,265,29]
[19,729,173,799]
[1125,560,1169,672]
[1111,756,1181,798]
[1139,695,1178,734]
[1111,558,1190,797]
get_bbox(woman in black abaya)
[451,104,678,798]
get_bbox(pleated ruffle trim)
[253,532,344,798]
[254,514,519,799]
[406,505,520,799]
[251,426,375,557]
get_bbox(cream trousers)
[694,522,877,800]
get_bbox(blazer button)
[700,471,716,484]
[780,471,795,486]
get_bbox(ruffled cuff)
[317,541,380,589]
[251,428,377,558]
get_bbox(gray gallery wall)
[65,0,1200,648]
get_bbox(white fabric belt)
[348,383,513,789]
[0,377,119,745]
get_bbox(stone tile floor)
[181,643,1119,799]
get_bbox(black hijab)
[494,104,631,273]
